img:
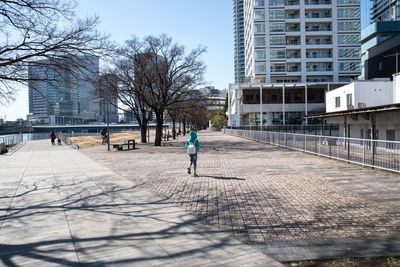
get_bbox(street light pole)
[106,99,110,151]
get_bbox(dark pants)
[189,153,197,168]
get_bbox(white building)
[310,78,400,141]
[229,0,361,126]
[325,80,393,112]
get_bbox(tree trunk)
[182,120,187,136]
[172,117,176,140]
[140,113,148,143]
[140,123,147,143]
[154,112,163,146]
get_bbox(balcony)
[286,23,301,32]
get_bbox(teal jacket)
[185,131,200,153]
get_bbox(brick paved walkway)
[83,131,400,261]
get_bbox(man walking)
[185,129,200,177]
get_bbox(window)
[339,62,361,71]
[271,63,286,72]
[270,22,285,32]
[254,0,265,6]
[270,35,286,45]
[254,36,266,46]
[338,21,360,31]
[339,48,360,58]
[254,23,265,33]
[386,130,396,141]
[338,7,360,18]
[254,10,265,20]
[338,34,360,44]
[346,93,352,107]
[255,62,266,73]
[255,49,266,60]
[335,96,340,107]
[269,9,285,19]
[337,0,359,4]
[270,48,286,59]
[269,0,285,6]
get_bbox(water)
[0,132,99,145]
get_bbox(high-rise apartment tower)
[229,0,361,126]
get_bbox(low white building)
[310,78,400,141]
[326,80,393,112]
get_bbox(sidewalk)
[0,140,282,266]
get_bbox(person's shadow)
[198,175,245,181]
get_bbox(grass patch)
[69,132,141,149]
[288,257,400,267]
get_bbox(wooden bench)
[112,139,135,151]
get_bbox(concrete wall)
[325,110,400,141]
[326,81,393,112]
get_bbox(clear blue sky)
[1,0,370,120]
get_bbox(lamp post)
[106,99,110,151]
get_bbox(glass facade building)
[28,56,100,124]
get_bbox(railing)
[0,134,24,154]
[224,129,400,173]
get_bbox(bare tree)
[122,35,206,146]
[0,0,113,103]
[110,58,153,143]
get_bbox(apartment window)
[255,49,266,60]
[254,36,266,46]
[338,21,360,31]
[270,35,286,45]
[337,0,359,4]
[339,62,360,71]
[346,93,352,106]
[255,62,266,73]
[254,10,265,20]
[254,23,265,33]
[338,34,360,44]
[338,48,360,58]
[271,63,286,72]
[270,22,285,32]
[269,0,285,6]
[335,96,340,107]
[254,0,265,6]
[269,9,285,19]
[270,48,286,59]
[338,7,360,18]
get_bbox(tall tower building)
[371,0,400,22]
[234,0,246,83]
[229,0,361,126]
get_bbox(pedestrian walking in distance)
[50,130,56,146]
[185,129,200,177]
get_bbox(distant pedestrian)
[57,135,62,146]
[185,129,200,177]
[50,130,56,145]
[101,128,107,145]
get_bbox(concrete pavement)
[0,140,282,266]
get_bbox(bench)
[112,139,135,151]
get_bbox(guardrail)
[0,134,24,154]
[224,128,400,173]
